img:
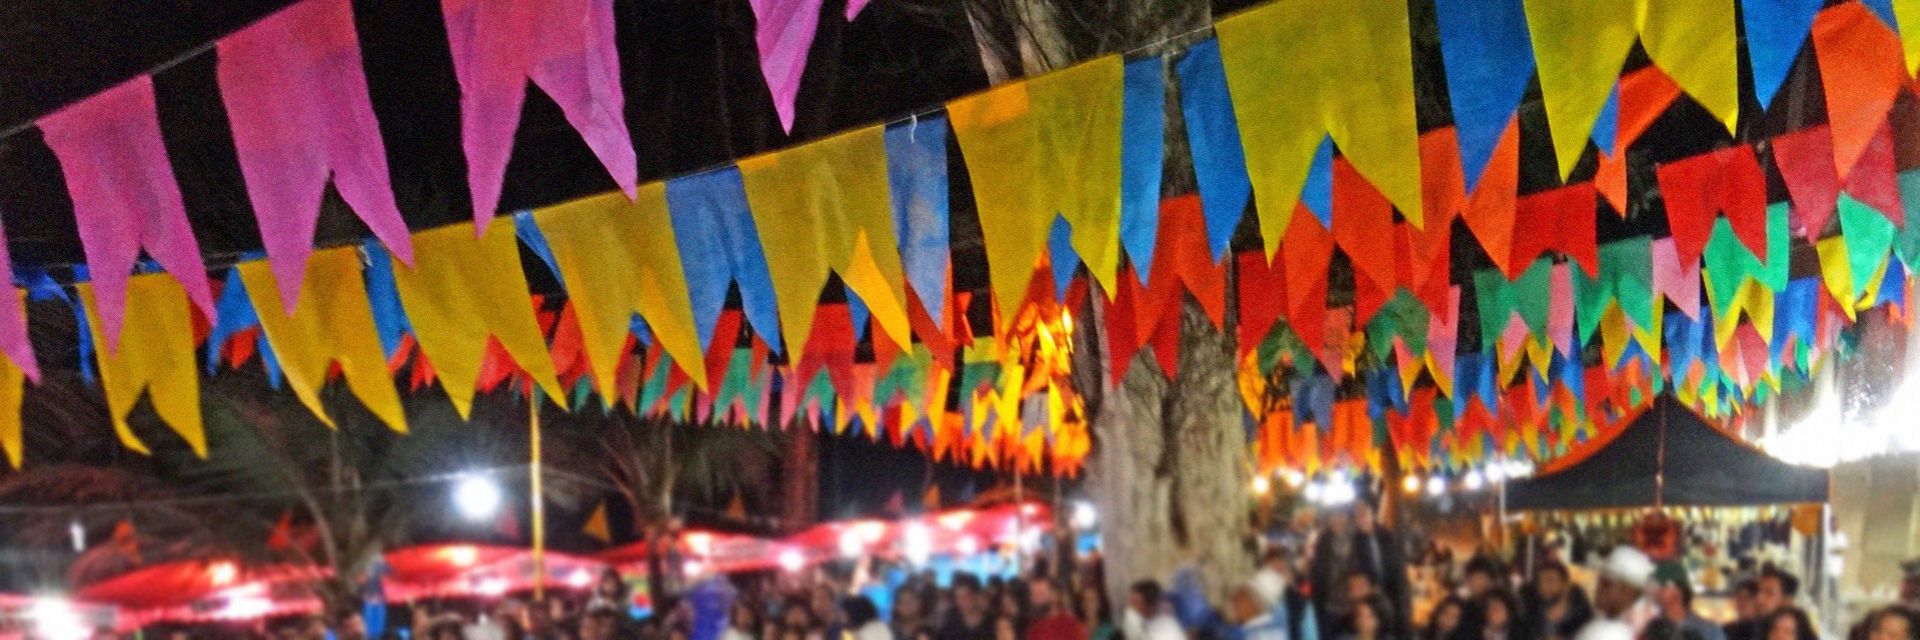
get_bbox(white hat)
[1600,546,1656,589]
[1574,619,1635,640]
[1246,569,1286,609]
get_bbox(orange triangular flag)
[1814,3,1909,180]
[725,494,748,521]
[922,483,941,510]
[1461,119,1520,275]
[583,503,612,544]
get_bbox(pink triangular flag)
[1548,263,1575,357]
[751,0,825,133]
[845,0,871,20]
[1499,313,1529,367]
[37,75,217,350]
[1426,286,1461,386]
[218,0,415,313]
[442,0,638,230]
[1651,237,1701,319]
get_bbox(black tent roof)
[1505,394,1829,511]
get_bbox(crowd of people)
[105,502,1920,640]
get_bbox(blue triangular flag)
[665,167,784,355]
[1121,56,1167,283]
[1302,136,1335,227]
[1177,38,1253,260]
[512,210,565,289]
[886,115,952,322]
[360,241,411,359]
[1435,0,1535,191]
[1741,0,1821,109]
[1047,215,1080,300]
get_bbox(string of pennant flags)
[3,0,1920,475]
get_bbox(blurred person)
[593,568,632,612]
[1026,579,1088,640]
[813,583,847,639]
[1864,607,1917,640]
[994,615,1021,640]
[1314,510,1360,631]
[1524,561,1594,640]
[937,575,994,640]
[1462,558,1503,604]
[1079,583,1118,640]
[1581,547,1655,639]
[1232,571,1291,640]
[1352,503,1413,640]
[1901,560,1920,612]
[846,596,893,640]
[1346,571,1381,612]
[1478,591,1523,640]
[1124,580,1185,640]
[781,596,824,640]
[1341,595,1392,640]
[1428,598,1467,640]
[1729,581,1759,625]
[720,598,758,640]
[329,609,366,640]
[1762,609,1815,640]
[893,587,932,640]
[1728,567,1800,640]
[1652,570,1723,640]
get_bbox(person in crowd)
[1026,578,1090,640]
[1255,548,1319,640]
[1461,558,1502,604]
[1341,595,1392,640]
[1580,546,1657,640]
[938,575,995,640]
[1346,570,1382,614]
[1478,591,1524,640]
[1523,561,1593,640]
[846,596,893,640]
[1901,560,1920,613]
[1727,567,1800,640]
[1428,598,1467,640]
[1080,583,1118,640]
[591,568,631,612]
[1351,503,1413,640]
[1729,580,1759,626]
[993,614,1021,640]
[1861,607,1918,640]
[893,586,933,640]
[1125,580,1186,640]
[1652,570,1723,640]
[720,597,758,640]
[1231,571,1290,640]
[812,583,847,640]
[781,596,824,640]
[1762,608,1817,640]
[1313,509,1360,632]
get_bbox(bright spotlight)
[568,568,594,588]
[1302,480,1324,503]
[454,475,502,521]
[1070,502,1097,530]
[1251,475,1272,496]
[838,529,866,558]
[1426,476,1446,497]
[1462,470,1486,491]
[30,598,88,640]
[208,560,238,586]
[1485,464,1506,484]
[1323,481,1357,506]
[904,523,933,566]
[1401,475,1422,495]
[956,535,981,556]
[1280,470,1306,488]
[778,549,806,573]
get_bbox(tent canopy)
[1505,394,1828,510]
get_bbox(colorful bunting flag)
[1813,3,1909,181]
[886,116,952,325]
[1434,0,1535,191]
[664,168,784,355]
[1743,0,1823,109]
[751,0,823,133]
[77,275,206,457]
[441,0,636,229]
[37,76,217,350]
[1523,0,1638,178]
[239,247,408,433]
[388,222,565,418]
[534,188,707,402]
[1218,0,1424,232]
[217,0,414,312]
[741,125,911,359]
[1177,40,1253,259]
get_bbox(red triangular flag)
[1332,157,1398,306]
[1510,182,1599,277]
[1844,122,1904,227]
[1774,124,1843,238]
[1237,251,1287,359]
[1814,3,1908,182]
[1655,145,1767,266]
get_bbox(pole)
[531,390,546,602]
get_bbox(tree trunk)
[958,0,1248,607]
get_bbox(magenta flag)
[845,0,870,20]
[38,76,217,350]
[218,0,414,314]
[752,0,824,133]
[0,222,38,383]
[442,0,637,231]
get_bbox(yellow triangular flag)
[583,502,611,544]
[1524,0,1639,178]
[239,248,407,433]
[1219,0,1424,240]
[390,222,564,419]
[534,187,707,398]
[0,355,21,468]
[1815,236,1858,321]
[952,57,1126,321]
[1896,0,1920,75]
[78,276,205,457]
[1639,0,1739,134]
[741,125,911,362]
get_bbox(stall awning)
[1505,394,1828,510]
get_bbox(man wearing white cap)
[1232,571,1292,640]
[1578,545,1659,640]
